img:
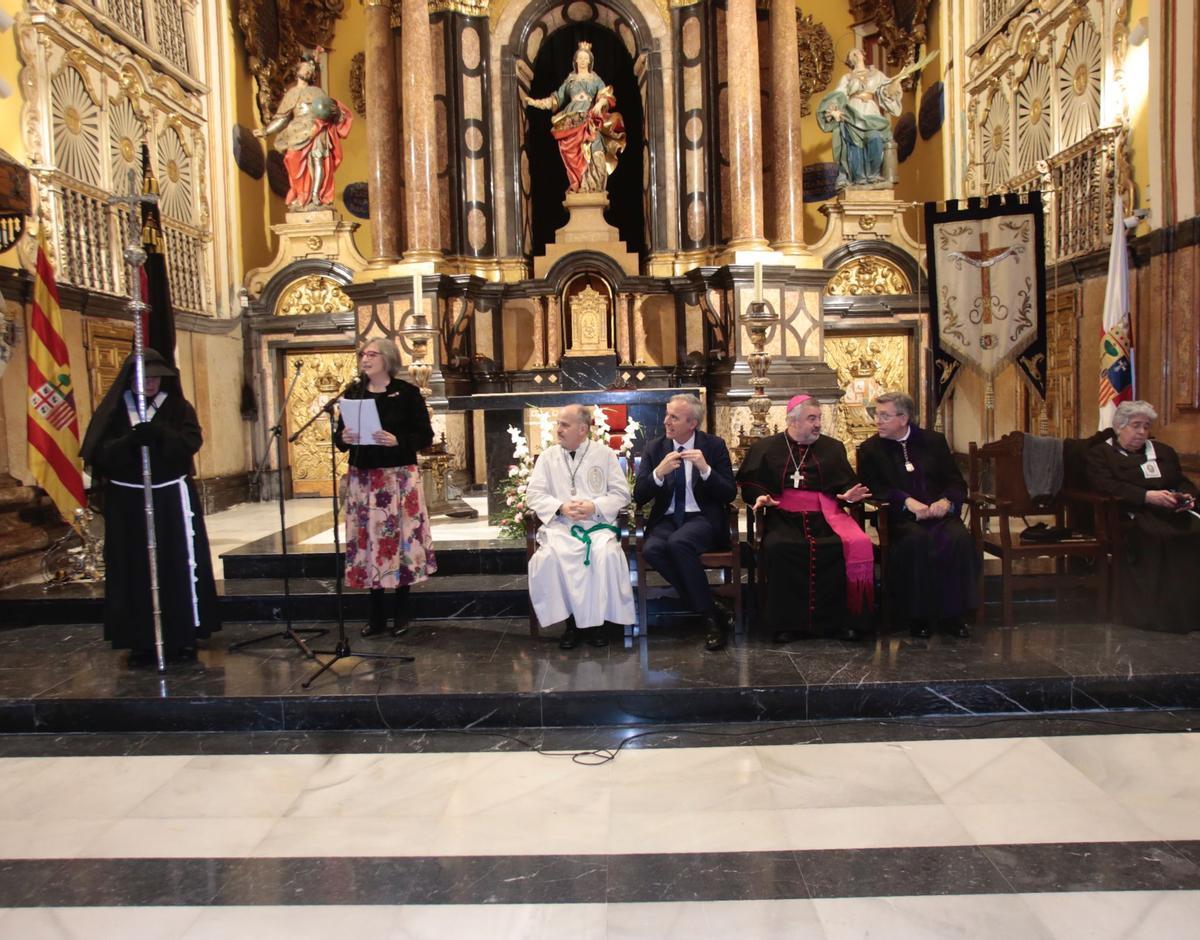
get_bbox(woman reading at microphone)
[336,337,438,637]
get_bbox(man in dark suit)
[634,393,737,650]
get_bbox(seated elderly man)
[737,394,873,643]
[856,391,979,638]
[1087,400,1200,633]
[525,404,636,649]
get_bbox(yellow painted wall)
[0,0,27,272]
[894,0,945,213]
[229,10,277,278]
[322,1,372,260]
[1124,0,1152,215]
[799,2,949,244]
[799,2,856,245]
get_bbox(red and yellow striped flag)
[26,232,85,522]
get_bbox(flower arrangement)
[496,406,641,539]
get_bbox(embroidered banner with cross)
[925,192,1048,407]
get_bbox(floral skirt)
[343,465,437,590]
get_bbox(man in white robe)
[526,404,636,649]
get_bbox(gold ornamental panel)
[825,256,912,296]
[275,275,353,317]
[284,351,356,497]
[825,334,910,468]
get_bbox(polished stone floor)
[0,717,1199,936]
[4,500,1200,934]
[2,616,1200,735]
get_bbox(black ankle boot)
[392,585,411,638]
[361,588,388,637]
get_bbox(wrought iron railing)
[51,176,211,315]
[79,0,190,74]
[162,220,208,315]
[999,126,1123,262]
[978,0,1025,42]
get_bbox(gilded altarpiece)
[825,335,910,465]
[961,0,1131,264]
[283,352,354,497]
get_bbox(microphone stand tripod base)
[302,638,416,688]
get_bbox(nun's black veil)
[80,348,181,467]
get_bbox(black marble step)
[0,572,726,627]
[221,538,530,580]
[0,620,1197,734]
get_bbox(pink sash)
[777,489,875,615]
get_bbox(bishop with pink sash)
[737,395,874,643]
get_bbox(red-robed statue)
[520,41,626,194]
[254,52,352,210]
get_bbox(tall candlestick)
[412,273,422,320]
[753,262,762,303]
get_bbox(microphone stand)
[295,379,414,687]
[229,359,326,657]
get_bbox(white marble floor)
[0,730,1198,937]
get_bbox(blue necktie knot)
[673,445,687,524]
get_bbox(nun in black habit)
[80,350,220,664]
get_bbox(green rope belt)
[569,522,621,566]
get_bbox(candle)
[753,262,762,303]
[412,273,422,320]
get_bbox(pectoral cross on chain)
[791,468,804,488]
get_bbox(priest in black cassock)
[855,391,979,637]
[737,395,873,643]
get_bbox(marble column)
[364,0,403,264]
[723,0,768,252]
[401,0,443,262]
[768,0,806,254]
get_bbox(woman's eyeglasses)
[359,350,382,359]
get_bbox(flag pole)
[110,169,166,673]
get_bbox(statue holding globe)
[254,52,352,210]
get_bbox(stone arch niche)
[494,0,674,268]
[820,241,932,440]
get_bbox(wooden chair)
[851,498,892,629]
[633,505,744,635]
[523,509,635,636]
[748,499,888,629]
[967,431,1117,625]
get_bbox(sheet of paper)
[339,398,383,442]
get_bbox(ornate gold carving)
[825,256,911,296]
[285,351,353,497]
[349,52,366,117]
[567,285,612,355]
[859,214,877,231]
[235,0,344,124]
[849,0,933,83]
[428,0,491,13]
[275,274,353,316]
[826,334,909,464]
[306,235,323,251]
[796,12,834,117]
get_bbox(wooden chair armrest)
[751,504,770,552]
[523,509,540,559]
